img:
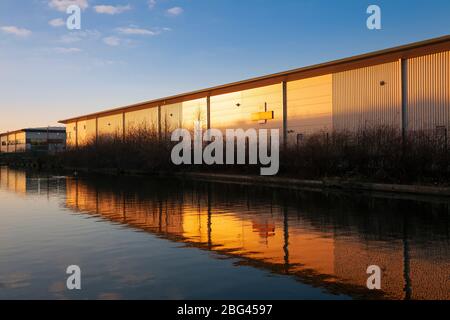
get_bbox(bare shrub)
[60,125,175,172]
[60,124,450,184]
[282,125,450,184]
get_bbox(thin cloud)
[103,36,121,46]
[116,27,158,36]
[49,18,65,27]
[54,47,82,53]
[148,0,156,9]
[48,0,89,12]
[167,7,183,16]
[0,26,32,37]
[94,5,131,15]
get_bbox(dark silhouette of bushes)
[60,126,174,172]
[282,126,450,184]
[59,125,450,185]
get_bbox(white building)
[0,127,66,154]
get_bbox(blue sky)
[1,0,450,131]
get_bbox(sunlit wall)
[63,50,450,148]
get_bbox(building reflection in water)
[0,166,65,197]
[1,166,449,300]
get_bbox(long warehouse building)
[59,35,450,147]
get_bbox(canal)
[0,167,448,300]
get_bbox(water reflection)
[0,167,66,197]
[1,167,449,300]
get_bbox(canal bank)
[3,152,450,198]
[174,172,450,198]
[0,153,60,170]
[10,165,450,200]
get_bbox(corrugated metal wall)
[210,83,283,131]
[406,51,450,131]
[182,98,208,131]
[63,50,450,148]
[161,103,182,135]
[125,107,159,132]
[210,91,242,130]
[86,119,97,143]
[76,119,97,145]
[98,114,123,137]
[66,122,77,147]
[76,120,87,146]
[287,75,333,143]
[333,61,402,131]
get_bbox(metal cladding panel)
[75,119,96,146]
[76,120,87,146]
[181,98,208,132]
[85,119,97,143]
[406,51,450,131]
[161,103,182,135]
[210,83,283,131]
[287,75,333,143]
[210,91,242,130]
[97,114,124,138]
[66,122,77,147]
[125,107,159,132]
[333,61,402,131]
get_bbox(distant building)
[59,36,450,147]
[0,127,66,154]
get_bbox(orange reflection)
[1,169,447,300]
[62,178,449,300]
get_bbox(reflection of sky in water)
[0,167,448,300]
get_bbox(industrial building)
[0,127,66,153]
[59,35,450,147]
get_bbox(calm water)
[0,167,449,300]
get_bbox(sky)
[0,0,450,132]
